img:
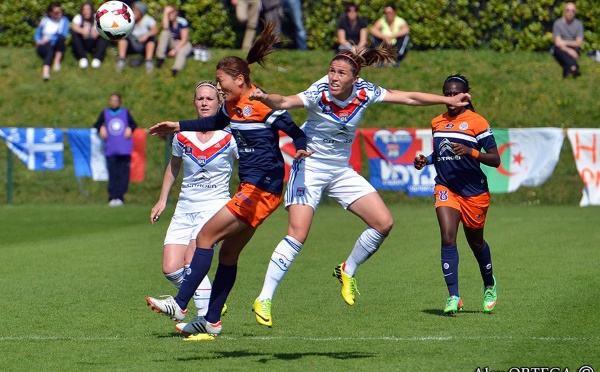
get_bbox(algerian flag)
[483,128,564,193]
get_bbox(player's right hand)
[414,154,427,170]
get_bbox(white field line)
[0,335,596,342]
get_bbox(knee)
[440,232,457,247]
[372,216,393,236]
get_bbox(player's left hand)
[451,142,472,156]
[293,149,315,160]
[248,89,266,101]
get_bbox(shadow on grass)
[421,309,481,317]
[177,350,375,363]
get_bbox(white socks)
[344,228,386,277]
[258,235,303,301]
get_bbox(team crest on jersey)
[243,105,252,116]
[374,86,382,96]
[459,122,469,130]
[184,146,193,155]
[296,187,305,197]
[323,105,332,114]
[198,155,206,165]
[339,112,348,122]
[445,123,454,129]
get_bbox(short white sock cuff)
[283,235,303,252]
[165,268,185,288]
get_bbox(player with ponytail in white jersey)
[249,45,471,327]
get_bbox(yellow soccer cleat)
[252,297,272,327]
[183,333,217,341]
[332,264,360,306]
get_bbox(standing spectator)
[336,2,368,53]
[116,1,158,73]
[231,0,260,51]
[34,2,69,81]
[551,2,584,78]
[155,5,193,76]
[71,1,109,69]
[93,93,138,207]
[262,0,282,38]
[282,0,307,50]
[414,75,500,315]
[370,3,410,65]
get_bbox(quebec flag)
[0,127,64,171]
[66,128,108,181]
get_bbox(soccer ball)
[95,1,135,41]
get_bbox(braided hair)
[443,74,475,112]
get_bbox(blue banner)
[0,128,64,171]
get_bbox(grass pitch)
[0,204,598,371]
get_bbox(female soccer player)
[247,45,472,327]
[150,81,237,318]
[145,22,311,338]
[413,75,500,315]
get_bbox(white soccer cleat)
[175,316,222,336]
[146,295,187,322]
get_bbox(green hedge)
[1,0,597,51]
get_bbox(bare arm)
[248,89,305,110]
[150,156,181,223]
[357,27,368,49]
[370,19,384,40]
[452,143,500,168]
[393,22,409,39]
[337,28,350,47]
[175,27,189,50]
[383,90,471,106]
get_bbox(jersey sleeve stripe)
[434,131,478,144]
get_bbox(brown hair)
[332,43,397,75]
[216,22,281,85]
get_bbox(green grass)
[1,204,599,371]
[0,47,599,205]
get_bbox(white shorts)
[285,159,376,211]
[164,208,221,246]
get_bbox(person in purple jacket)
[93,92,138,207]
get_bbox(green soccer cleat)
[483,275,498,313]
[221,303,228,317]
[444,295,464,315]
[332,264,360,306]
[252,298,272,327]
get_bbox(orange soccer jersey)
[430,109,497,197]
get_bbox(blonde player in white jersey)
[248,45,471,327]
[150,81,237,318]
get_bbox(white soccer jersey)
[297,75,387,170]
[172,130,238,214]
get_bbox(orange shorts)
[225,182,282,228]
[434,185,490,229]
